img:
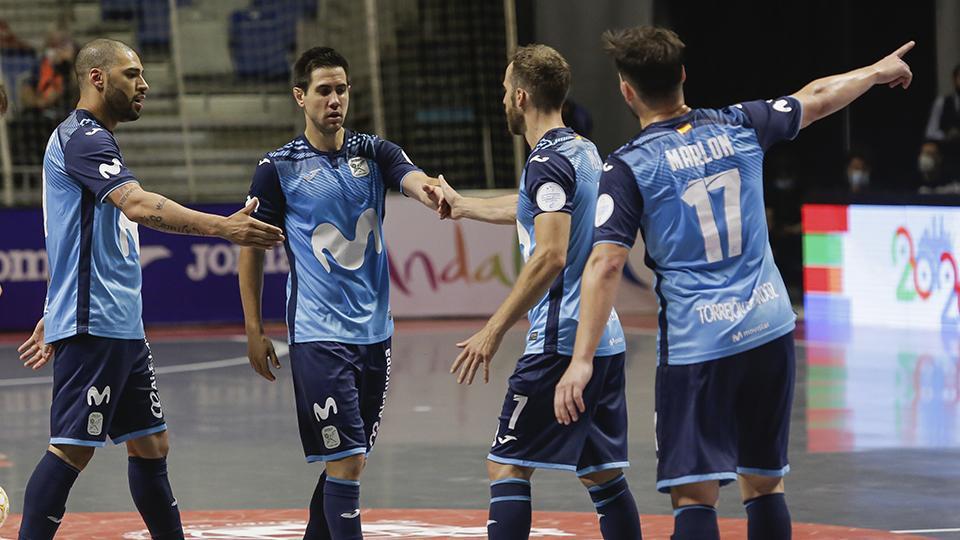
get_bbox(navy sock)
[487,478,531,540]
[745,493,791,540]
[672,505,719,540]
[323,476,362,540]
[304,471,331,540]
[128,456,183,539]
[18,451,80,540]
[587,474,642,539]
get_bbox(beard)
[506,103,525,135]
[105,83,140,122]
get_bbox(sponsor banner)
[0,196,656,331]
[802,204,960,331]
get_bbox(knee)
[326,454,366,481]
[671,482,720,509]
[739,474,784,502]
[486,460,533,482]
[50,444,95,471]
[578,468,623,489]
[126,432,170,459]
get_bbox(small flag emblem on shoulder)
[676,123,693,135]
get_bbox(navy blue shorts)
[488,352,629,476]
[290,338,391,463]
[655,332,796,493]
[50,334,167,447]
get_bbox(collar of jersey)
[297,129,353,157]
[75,108,111,132]
[640,109,697,135]
[533,126,575,151]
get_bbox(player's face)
[104,50,148,123]
[301,67,349,135]
[502,63,525,135]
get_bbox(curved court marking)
[0,509,931,539]
[0,343,289,388]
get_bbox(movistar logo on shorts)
[314,397,338,422]
[312,208,382,272]
[87,385,111,406]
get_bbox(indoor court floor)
[0,318,957,539]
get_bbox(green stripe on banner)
[803,234,843,266]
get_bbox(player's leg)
[112,339,182,539]
[670,482,721,540]
[290,341,368,540]
[576,353,641,539]
[20,335,119,540]
[736,333,796,540]
[486,460,534,540]
[655,360,739,540]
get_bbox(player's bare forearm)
[400,172,443,210]
[570,244,629,366]
[109,183,221,236]
[455,195,518,224]
[238,247,267,334]
[793,41,914,128]
[487,247,565,336]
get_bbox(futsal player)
[237,47,445,540]
[554,26,914,540]
[14,38,285,540]
[428,44,642,540]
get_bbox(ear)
[90,68,105,91]
[618,75,633,103]
[293,86,305,107]
[515,87,527,110]
[681,65,687,84]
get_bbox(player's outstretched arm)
[238,247,282,382]
[424,175,518,225]
[451,212,570,385]
[555,243,629,425]
[793,41,914,129]
[398,171,448,213]
[107,183,284,249]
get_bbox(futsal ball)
[0,485,8,527]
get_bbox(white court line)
[891,528,960,534]
[0,343,289,388]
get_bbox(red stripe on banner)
[802,204,848,233]
[804,267,842,293]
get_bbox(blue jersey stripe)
[543,272,564,354]
[284,239,298,343]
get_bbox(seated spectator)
[20,24,77,121]
[844,152,872,195]
[925,63,960,180]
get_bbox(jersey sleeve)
[522,150,576,218]
[738,96,803,151]
[62,129,139,202]
[247,156,286,229]
[375,139,422,192]
[594,156,643,248]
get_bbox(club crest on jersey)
[348,157,370,178]
[595,194,615,227]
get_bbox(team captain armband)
[593,156,643,249]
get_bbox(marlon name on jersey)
[694,281,781,324]
[664,134,735,172]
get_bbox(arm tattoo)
[116,184,139,210]
[154,197,168,211]
[141,215,202,235]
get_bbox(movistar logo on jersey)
[311,208,383,272]
[99,158,122,179]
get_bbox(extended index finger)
[894,40,915,58]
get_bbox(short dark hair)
[602,26,685,103]
[293,47,349,91]
[75,38,136,81]
[510,44,571,111]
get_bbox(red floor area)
[0,509,928,539]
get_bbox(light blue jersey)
[248,131,421,345]
[595,98,802,364]
[516,127,625,357]
[42,109,144,343]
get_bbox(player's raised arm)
[425,175,518,224]
[793,41,914,129]
[107,184,284,249]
